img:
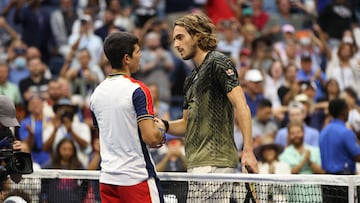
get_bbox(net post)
[348,175,355,203]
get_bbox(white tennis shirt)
[90,74,157,186]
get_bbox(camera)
[0,129,33,182]
[60,110,74,122]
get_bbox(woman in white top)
[327,42,360,95]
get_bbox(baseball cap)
[239,48,251,56]
[245,69,263,82]
[53,98,78,113]
[80,15,92,24]
[300,51,312,61]
[243,8,253,16]
[0,95,19,127]
[282,24,295,33]
[342,36,353,44]
[300,37,311,46]
[300,80,316,91]
[294,93,310,103]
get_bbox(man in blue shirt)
[244,69,265,116]
[275,101,319,147]
[319,98,360,202]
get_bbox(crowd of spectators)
[0,0,360,202]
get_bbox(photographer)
[0,95,31,187]
[43,98,91,168]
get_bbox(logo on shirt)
[226,68,235,76]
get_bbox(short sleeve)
[91,111,98,128]
[344,130,360,158]
[133,86,155,122]
[212,56,239,94]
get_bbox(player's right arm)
[167,109,188,137]
[139,119,165,146]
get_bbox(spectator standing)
[133,0,159,28]
[262,0,315,43]
[318,0,358,48]
[264,60,284,109]
[251,0,270,31]
[341,87,360,137]
[136,31,174,102]
[61,48,103,102]
[296,51,327,101]
[50,0,78,57]
[217,20,243,67]
[244,69,265,117]
[277,64,299,106]
[319,98,360,202]
[68,15,103,67]
[12,0,55,64]
[0,16,18,61]
[327,42,360,96]
[7,40,30,86]
[108,0,135,32]
[94,8,125,41]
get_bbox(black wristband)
[161,119,169,132]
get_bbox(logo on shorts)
[226,68,235,76]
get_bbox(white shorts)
[186,166,235,203]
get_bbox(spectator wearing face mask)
[7,40,29,86]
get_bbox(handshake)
[152,118,169,148]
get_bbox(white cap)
[245,69,263,82]
[300,37,311,45]
[282,24,295,33]
[342,36,354,44]
[294,93,310,103]
[4,196,27,203]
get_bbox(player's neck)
[110,68,130,76]
[193,49,209,67]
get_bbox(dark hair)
[51,138,83,170]
[337,42,354,61]
[173,13,217,51]
[343,87,358,101]
[328,98,348,118]
[103,32,139,70]
[257,98,272,109]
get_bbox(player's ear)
[123,54,130,65]
[193,33,201,44]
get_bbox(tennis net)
[5,170,360,202]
